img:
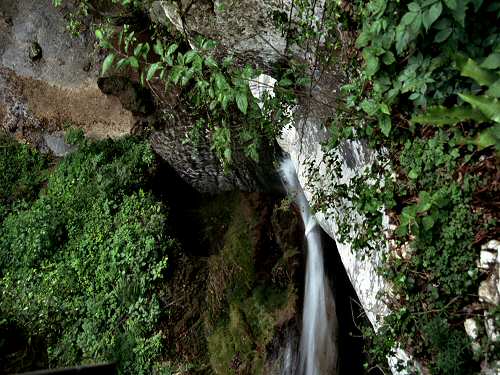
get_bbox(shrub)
[0,135,175,373]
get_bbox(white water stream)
[280,158,337,375]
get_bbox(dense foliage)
[0,133,175,373]
[0,133,49,222]
[45,0,500,373]
[307,0,500,372]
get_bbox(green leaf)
[360,99,378,116]
[422,215,435,230]
[416,191,432,212]
[408,169,419,179]
[461,58,497,86]
[235,91,248,114]
[146,63,161,81]
[408,3,421,12]
[128,56,139,70]
[279,78,293,87]
[382,51,396,65]
[434,27,452,43]
[444,0,457,10]
[170,66,184,84]
[401,11,418,26]
[486,79,500,98]
[379,115,392,136]
[380,103,391,115]
[481,53,500,70]
[356,31,371,48]
[411,105,488,125]
[473,124,500,150]
[364,51,379,77]
[95,29,104,40]
[459,94,500,123]
[153,39,164,56]
[166,43,178,57]
[184,50,198,64]
[101,53,115,76]
[423,2,443,30]
[134,43,143,57]
[204,56,218,69]
[214,73,227,90]
[116,58,129,70]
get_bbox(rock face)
[0,0,133,147]
[250,73,419,374]
[150,108,261,193]
[149,0,288,67]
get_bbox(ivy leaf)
[434,27,452,43]
[364,50,379,77]
[423,2,443,30]
[101,53,115,76]
[379,115,392,136]
[235,91,248,114]
[146,63,161,81]
[360,99,378,116]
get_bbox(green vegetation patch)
[203,194,297,375]
[0,132,49,222]
[308,0,500,372]
[0,133,176,374]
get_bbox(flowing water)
[280,158,338,375]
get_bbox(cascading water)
[280,158,338,375]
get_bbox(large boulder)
[0,0,133,145]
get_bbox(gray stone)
[0,0,134,142]
[0,0,98,88]
[43,132,75,157]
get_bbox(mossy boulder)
[201,192,303,375]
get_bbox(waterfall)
[280,158,338,375]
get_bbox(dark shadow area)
[322,231,383,375]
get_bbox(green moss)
[204,194,296,375]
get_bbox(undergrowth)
[306,0,500,373]
[0,132,176,374]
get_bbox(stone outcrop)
[0,0,133,148]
